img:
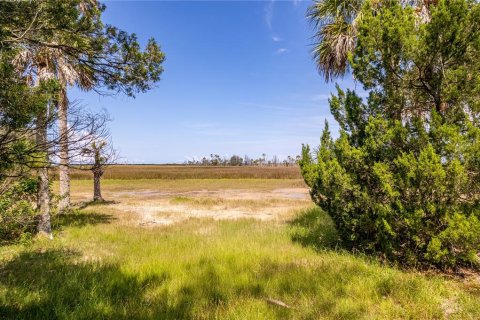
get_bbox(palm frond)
[308,0,362,81]
[307,0,363,82]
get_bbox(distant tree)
[272,155,279,166]
[229,155,243,166]
[187,153,300,167]
[261,153,267,166]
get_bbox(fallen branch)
[266,298,291,309]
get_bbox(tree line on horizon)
[184,153,301,167]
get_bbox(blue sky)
[70,0,356,163]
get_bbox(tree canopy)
[301,0,480,269]
[0,0,165,240]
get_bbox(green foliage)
[352,0,480,118]
[0,179,37,242]
[0,0,165,238]
[302,112,480,268]
[302,0,480,269]
[0,51,57,177]
[0,0,165,97]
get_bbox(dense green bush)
[301,110,480,268]
[301,0,480,269]
[0,179,37,242]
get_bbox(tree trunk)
[36,64,52,238]
[36,105,52,238]
[93,167,103,201]
[58,85,70,212]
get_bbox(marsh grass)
[52,165,302,180]
[1,208,480,319]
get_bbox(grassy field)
[1,166,480,319]
[55,165,303,180]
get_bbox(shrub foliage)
[301,0,480,269]
[0,179,37,242]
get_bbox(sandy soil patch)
[78,187,310,226]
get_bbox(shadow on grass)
[174,258,294,319]
[289,206,342,251]
[0,248,442,319]
[0,249,187,319]
[75,199,118,210]
[0,250,295,319]
[52,210,115,230]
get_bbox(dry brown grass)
[51,165,302,180]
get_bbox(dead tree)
[44,107,116,204]
[75,124,117,202]
[83,142,106,201]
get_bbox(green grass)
[62,178,306,193]
[1,206,479,319]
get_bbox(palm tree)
[10,1,97,235]
[9,0,164,232]
[13,48,55,237]
[308,0,363,82]
[15,45,94,214]
[308,0,434,82]
[55,1,97,212]
[55,52,94,213]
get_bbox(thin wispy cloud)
[272,35,282,42]
[264,0,275,30]
[265,0,288,49]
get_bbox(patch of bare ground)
[441,297,459,318]
[82,187,310,226]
